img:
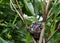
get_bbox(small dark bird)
[28,21,43,41]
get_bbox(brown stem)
[10,0,16,12]
[43,0,46,22]
[46,22,60,42]
[47,8,52,19]
[43,0,51,22]
[32,37,36,43]
[47,0,58,19]
[55,0,58,3]
[39,22,46,43]
[39,0,58,43]
[15,0,28,28]
[39,0,47,43]
[46,28,58,42]
[16,0,37,43]
[46,0,51,15]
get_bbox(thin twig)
[10,0,24,22]
[39,22,46,43]
[10,0,28,28]
[43,0,46,22]
[46,0,51,15]
[39,0,58,43]
[47,8,52,19]
[10,0,36,43]
[32,37,36,43]
[46,22,60,42]
[15,0,28,28]
[46,0,59,41]
[47,0,58,19]
[46,28,58,42]
[39,0,46,43]
[10,0,16,12]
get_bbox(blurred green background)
[0,0,60,43]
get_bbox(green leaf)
[1,29,8,34]
[23,0,35,16]
[0,23,7,26]
[0,37,8,43]
[26,32,32,43]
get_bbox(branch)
[10,0,16,12]
[39,0,58,43]
[15,0,28,28]
[47,0,58,19]
[32,37,36,43]
[39,0,46,43]
[43,0,46,22]
[10,1,35,43]
[10,0,24,22]
[46,28,58,42]
[39,22,46,43]
[46,22,60,42]
[10,0,28,28]
[46,0,51,15]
